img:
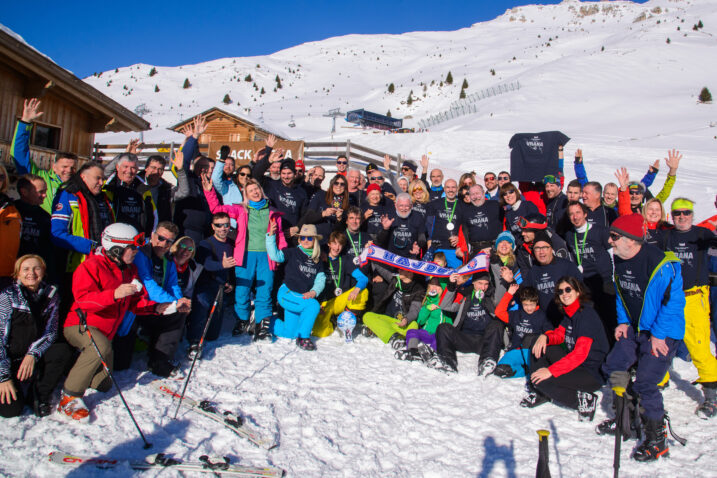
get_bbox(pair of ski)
[49,451,284,477]
[151,380,277,450]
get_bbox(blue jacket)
[134,245,183,303]
[614,251,685,340]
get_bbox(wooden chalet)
[0,26,149,168]
[168,107,287,145]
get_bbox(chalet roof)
[0,25,149,133]
[168,107,289,140]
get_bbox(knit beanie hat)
[532,230,552,248]
[280,158,296,173]
[494,231,516,250]
[474,271,490,282]
[610,213,645,242]
[402,161,417,173]
[366,183,381,195]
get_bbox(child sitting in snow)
[394,278,453,362]
[491,284,551,378]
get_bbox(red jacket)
[64,251,157,340]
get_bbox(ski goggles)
[542,175,560,185]
[518,216,547,230]
[112,232,146,249]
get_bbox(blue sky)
[4,1,647,78]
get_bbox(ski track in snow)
[2,312,716,477]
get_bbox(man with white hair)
[377,193,426,259]
[458,184,501,254]
[103,147,157,235]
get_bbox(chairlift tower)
[323,108,344,138]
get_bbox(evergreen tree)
[445,71,453,85]
[699,87,712,103]
[462,78,468,89]
[154,85,159,93]
[666,37,671,44]
[698,20,704,28]
[459,88,466,99]
[183,78,191,89]
[260,87,266,95]
[407,92,413,106]
[386,110,392,117]
[388,83,395,93]
[223,94,232,104]
[245,74,252,82]
[149,67,157,77]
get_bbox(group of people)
[1,100,716,465]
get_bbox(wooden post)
[346,140,352,169]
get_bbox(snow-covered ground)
[1,314,714,477]
[1,0,717,476]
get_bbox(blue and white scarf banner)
[359,245,488,278]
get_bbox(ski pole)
[535,429,551,478]
[76,308,152,449]
[613,386,625,478]
[173,287,223,420]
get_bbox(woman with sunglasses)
[522,276,609,422]
[500,182,539,236]
[266,222,326,351]
[202,176,287,340]
[60,223,171,421]
[303,175,350,244]
[408,179,429,221]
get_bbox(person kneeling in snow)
[58,224,174,422]
[266,222,326,351]
[429,271,503,376]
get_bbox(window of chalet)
[199,133,211,144]
[32,123,61,150]
[228,133,242,142]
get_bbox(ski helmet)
[101,223,144,263]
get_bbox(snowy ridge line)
[419,81,521,129]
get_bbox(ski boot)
[296,337,316,351]
[416,342,435,363]
[696,384,717,419]
[577,391,598,422]
[388,333,405,350]
[493,364,517,378]
[254,318,272,341]
[633,416,669,462]
[232,320,252,336]
[477,359,496,377]
[520,391,549,409]
[394,348,420,361]
[57,392,89,423]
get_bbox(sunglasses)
[484,176,496,181]
[558,286,573,295]
[155,234,173,244]
[334,182,346,187]
[498,176,510,180]
[299,236,314,242]
[401,167,411,171]
[237,172,249,177]
[178,243,195,252]
[609,232,623,241]
[628,190,643,196]
[213,223,230,228]
[336,160,348,165]
[672,210,692,217]
[369,176,383,181]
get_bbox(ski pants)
[362,312,419,344]
[602,326,679,421]
[313,288,369,337]
[113,312,187,370]
[683,286,717,384]
[186,284,225,345]
[435,321,502,370]
[274,284,320,339]
[531,345,603,410]
[63,325,113,398]
[234,252,274,324]
[405,329,437,350]
[0,342,73,418]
